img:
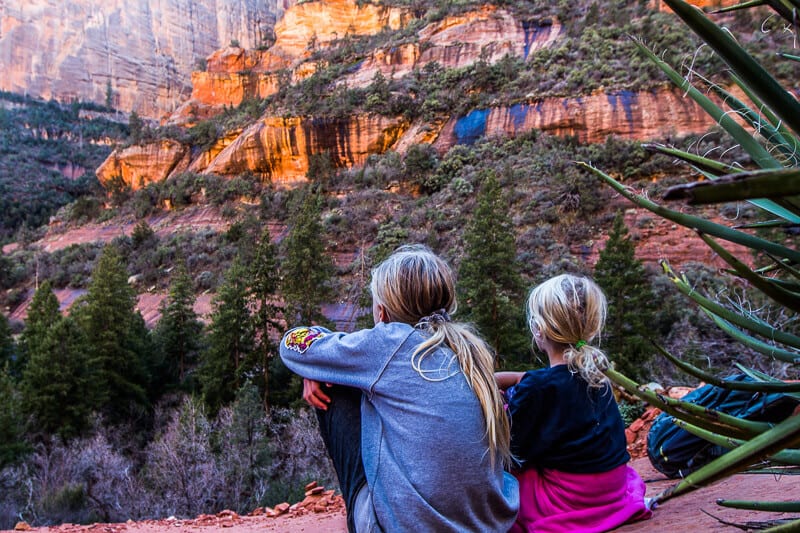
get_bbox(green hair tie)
[575,340,587,349]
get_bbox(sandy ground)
[6,457,800,533]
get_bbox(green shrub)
[618,400,646,427]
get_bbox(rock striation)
[342,7,561,87]
[96,113,408,189]
[178,0,414,120]
[0,0,292,117]
[96,139,190,190]
[434,87,718,149]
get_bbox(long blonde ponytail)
[414,321,512,468]
[371,245,512,468]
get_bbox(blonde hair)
[527,274,610,388]
[370,245,511,468]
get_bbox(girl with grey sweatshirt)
[280,245,518,532]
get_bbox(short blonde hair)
[371,245,511,468]
[527,274,610,388]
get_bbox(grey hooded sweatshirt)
[280,321,518,532]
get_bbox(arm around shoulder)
[495,371,525,391]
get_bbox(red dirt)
[7,457,800,533]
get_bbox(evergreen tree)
[458,172,528,367]
[154,260,203,391]
[0,313,15,373]
[0,364,27,467]
[0,251,12,290]
[307,152,335,190]
[246,229,283,409]
[198,258,255,415]
[18,280,60,377]
[20,315,91,440]
[77,245,149,422]
[355,220,409,330]
[281,187,334,326]
[131,219,156,248]
[105,79,114,110]
[128,111,144,143]
[594,212,656,380]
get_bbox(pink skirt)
[509,464,652,533]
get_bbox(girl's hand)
[303,378,333,410]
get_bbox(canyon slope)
[96,0,721,190]
[0,0,293,117]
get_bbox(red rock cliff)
[0,0,293,117]
[95,2,727,191]
[181,0,413,118]
[96,139,190,190]
[183,4,560,116]
[203,114,410,184]
[433,87,718,150]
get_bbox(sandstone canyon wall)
[0,0,293,117]
[96,114,410,188]
[96,1,725,190]
[96,84,718,191]
[434,88,719,149]
[181,0,414,119]
[182,4,561,118]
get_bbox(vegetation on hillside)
[0,92,128,243]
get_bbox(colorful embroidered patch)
[284,327,326,354]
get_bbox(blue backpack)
[647,374,798,479]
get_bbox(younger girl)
[280,245,518,532]
[496,274,651,533]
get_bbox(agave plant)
[580,0,800,528]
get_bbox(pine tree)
[354,220,409,330]
[594,212,656,380]
[281,187,334,326]
[198,258,255,415]
[458,172,528,367]
[246,229,283,409]
[0,364,27,466]
[20,315,91,440]
[0,313,16,373]
[154,260,203,390]
[128,111,144,143]
[18,280,60,377]
[77,245,149,422]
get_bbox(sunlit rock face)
[271,0,412,56]
[343,7,561,87]
[203,114,410,185]
[656,0,740,10]
[91,0,724,189]
[178,0,414,119]
[0,0,292,117]
[96,139,190,190]
[184,3,562,114]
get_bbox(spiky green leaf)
[577,163,800,263]
[657,413,800,502]
[663,0,800,136]
[655,343,800,390]
[674,419,800,465]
